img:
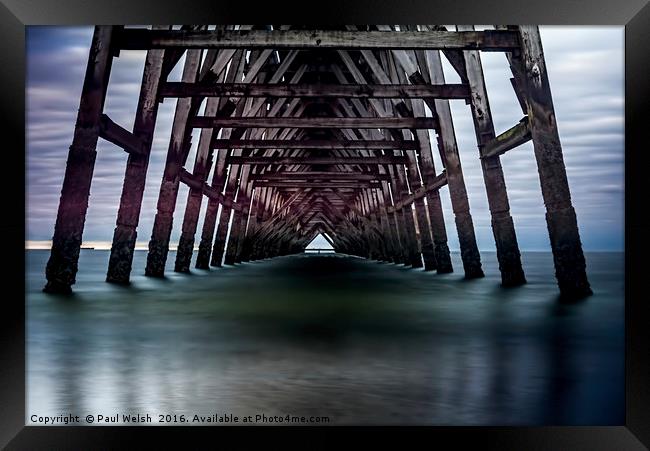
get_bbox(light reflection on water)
[26,250,624,425]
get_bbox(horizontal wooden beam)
[160,82,470,99]
[227,156,408,165]
[116,29,520,51]
[254,181,381,188]
[212,139,417,150]
[191,116,437,129]
[179,167,204,190]
[389,171,448,212]
[98,114,146,155]
[481,117,532,159]
[179,168,241,210]
[251,172,390,181]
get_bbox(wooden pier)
[43,25,591,299]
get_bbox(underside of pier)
[43,25,592,299]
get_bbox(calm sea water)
[26,250,624,425]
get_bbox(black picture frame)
[2,1,648,448]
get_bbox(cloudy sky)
[26,26,624,251]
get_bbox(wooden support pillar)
[174,97,220,273]
[194,146,230,269]
[195,199,222,267]
[374,189,392,261]
[359,197,374,259]
[243,186,269,261]
[233,178,254,263]
[375,185,397,261]
[388,45,453,272]
[363,193,383,256]
[196,55,299,266]
[257,190,307,247]
[245,187,262,236]
[383,54,424,268]
[459,25,526,287]
[390,162,421,266]
[403,147,437,270]
[260,194,283,258]
[106,45,166,283]
[412,106,453,273]
[358,192,372,258]
[381,29,481,276]
[225,97,264,265]
[194,50,248,269]
[335,48,420,265]
[416,131,453,273]
[365,190,385,260]
[426,49,484,278]
[211,156,242,266]
[379,178,402,263]
[385,196,404,263]
[385,169,409,265]
[224,168,250,265]
[145,49,202,277]
[211,201,234,266]
[238,186,259,262]
[380,149,418,266]
[516,26,592,298]
[44,26,116,293]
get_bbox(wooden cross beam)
[211,139,417,150]
[115,29,521,51]
[252,192,327,243]
[480,116,532,159]
[227,156,408,165]
[388,171,448,212]
[252,190,316,237]
[191,116,437,129]
[250,172,390,181]
[253,181,381,188]
[99,114,147,155]
[178,168,241,210]
[159,82,471,99]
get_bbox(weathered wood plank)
[481,117,531,159]
[179,168,241,210]
[191,116,437,129]
[227,156,408,165]
[160,82,470,99]
[388,172,448,211]
[178,167,203,190]
[116,29,521,51]
[254,181,381,188]
[212,139,417,150]
[251,172,390,181]
[99,113,146,155]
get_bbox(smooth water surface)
[26,250,624,425]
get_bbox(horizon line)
[24,240,624,253]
